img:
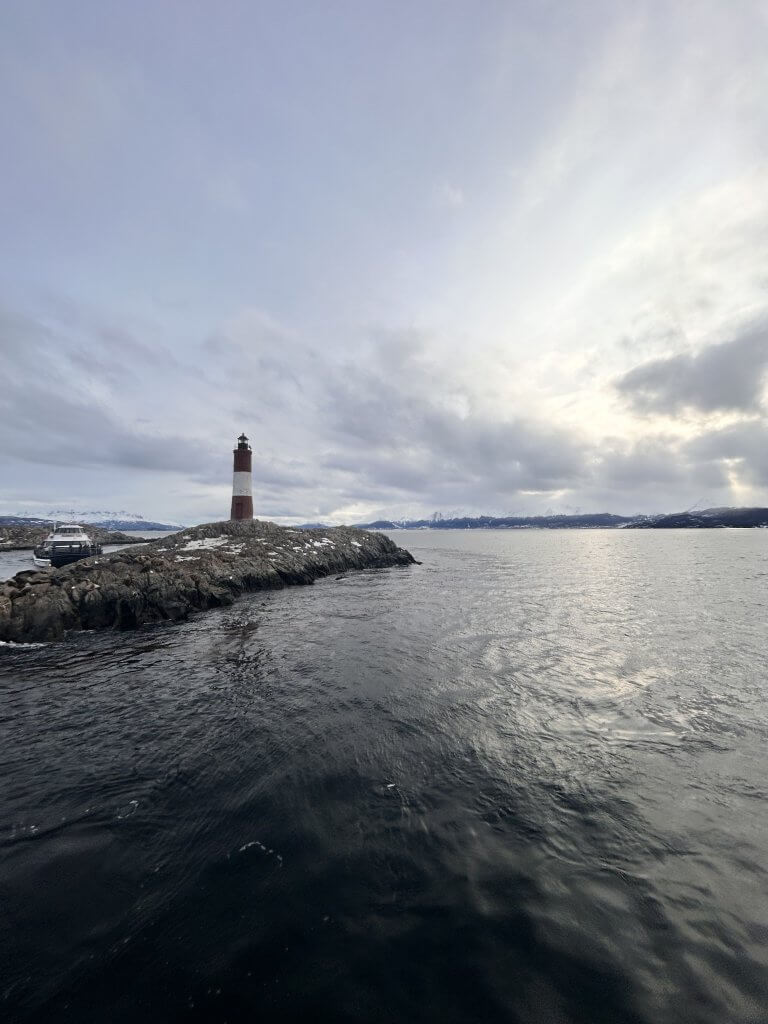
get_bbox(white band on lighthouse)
[232,471,252,497]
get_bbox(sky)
[1,0,767,524]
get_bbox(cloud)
[0,304,220,479]
[208,162,259,214]
[615,324,768,414]
[315,327,592,499]
[434,182,465,209]
[3,294,768,522]
[0,380,218,477]
[2,1,768,521]
[686,421,768,488]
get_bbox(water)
[1,529,767,1023]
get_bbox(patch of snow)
[351,541,362,548]
[181,536,229,551]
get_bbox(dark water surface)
[1,529,767,1023]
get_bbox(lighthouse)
[230,433,253,520]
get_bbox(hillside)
[633,508,768,529]
[356,513,635,530]
[354,508,768,530]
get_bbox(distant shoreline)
[360,508,768,531]
[379,524,768,531]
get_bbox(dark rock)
[0,519,416,643]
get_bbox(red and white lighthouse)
[230,433,253,520]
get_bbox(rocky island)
[0,519,416,643]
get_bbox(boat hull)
[49,549,100,568]
[32,543,102,569]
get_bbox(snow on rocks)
[180,536,230,551]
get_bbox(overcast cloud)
[616,324,768,414]
[1,2,767,523]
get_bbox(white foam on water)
[116,799,139,820]
[238,839,283,866]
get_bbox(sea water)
[1,529,766,1022]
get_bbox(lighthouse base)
[230,496,253,520]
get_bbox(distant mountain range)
[0,511,180,531]
[354,508,768,530]
[3,507,766,535]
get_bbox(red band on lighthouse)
[230,433,254,520]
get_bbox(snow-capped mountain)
[3,509,182,531]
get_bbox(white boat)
[33,523,103,569]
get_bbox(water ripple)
[1,530,767,1022]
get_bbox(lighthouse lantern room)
[230,433,254,520]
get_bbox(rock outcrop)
[0,520,416,642]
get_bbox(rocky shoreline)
[0,524,149,552]
[0,520,416,643]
